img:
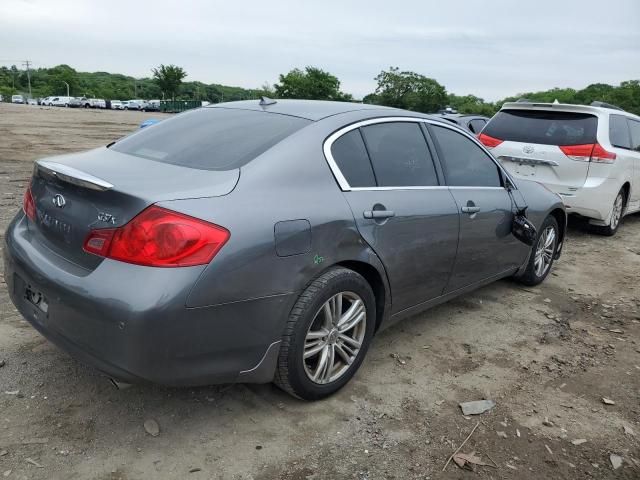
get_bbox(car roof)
[207,99,399,121]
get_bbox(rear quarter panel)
[160,113,394,312]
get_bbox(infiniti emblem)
[523,145,535,154]
[52,194,66,208]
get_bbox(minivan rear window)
[483,110,597,146]
[111,107,311,171]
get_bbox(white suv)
[480,101,640,235]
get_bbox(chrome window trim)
[323,116,516,192]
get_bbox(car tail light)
[23,183,36,221]
[478,133,503,149]
[559,143,616,163]
[83,206,230,267]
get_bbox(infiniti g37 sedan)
[3,100,566,400]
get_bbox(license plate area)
[14,273,49,315]
[25,284,49,314]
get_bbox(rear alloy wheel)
[592,190,625,236]
[274,267,376,400]
[517,215,559,286]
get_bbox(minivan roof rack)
[259,96,277,106]
[516,98,532,103]
[590,101,624,111]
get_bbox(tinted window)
[468,119,486,134]
[483,110,597,146]
[609,115,631,149]
[330,129,376,187]
[629,120,640,152]
[360,122,438,187]
[431,125,502,187]
[111,108,311,171]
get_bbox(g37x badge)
[97,212,117,225]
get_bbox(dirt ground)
[0,102,638,480]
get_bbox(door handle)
[363,210,395,219]
[461,206,481,214]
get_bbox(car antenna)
[259,96,277,106]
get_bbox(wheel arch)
[621,181,631,207]
[549,207,566,247]
[335,260,388,332]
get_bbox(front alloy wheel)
[533,225,556,278]
[517,215,559,286]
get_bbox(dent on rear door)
[343,189,459,314]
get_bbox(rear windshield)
[483,110,597,146]
[111,107,311,170]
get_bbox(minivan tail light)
[23,183,36,221]
[478,133,503,149]
[83,206,230,267]
[559,143,616,163]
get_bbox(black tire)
[274,267,376,400]
[517,215,559,287]
[591,189,625,237]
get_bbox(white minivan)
[47,96,73,107]
[480,101,640,235]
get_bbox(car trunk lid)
[28,147,239,270]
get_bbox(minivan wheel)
[274,267,376,400]
[592,190,625,237]
[517,215,559,287]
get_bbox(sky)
[1,0,638,101]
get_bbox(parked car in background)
[11,95,25,104]
[438,114,491,135]
[48,96,73,107]
[480,101,640,236]
[111,100,123,110]
[144,100,160,112]
[126,99,147,110]
[120,101,130,110]
[90,98,106,109]
[69,97,91,108]
[4,99,566,400]
[27,98,38,105]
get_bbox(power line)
[22,60,32,97]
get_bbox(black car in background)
[438,114,490,135]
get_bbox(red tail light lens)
[590,143,616,163]
[559,143,616,163]
[478,133,503,149]
[23,183,36,221]
[83,206,230,267]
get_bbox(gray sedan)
[3,99,566,400]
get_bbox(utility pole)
[22,60,32,97]
[63,81,69,97]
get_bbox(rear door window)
[483,110,597,146]
[360,122,439,187]
[629,119,640,152]
[430,125,502,187]
[330,129,376,187]
[111,107,311,170]
[609,115,632,149]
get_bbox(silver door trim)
[323,116,516,192]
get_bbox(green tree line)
[1,63,638,116]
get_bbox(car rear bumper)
[556,175,620,222]
[3,213,291,386]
